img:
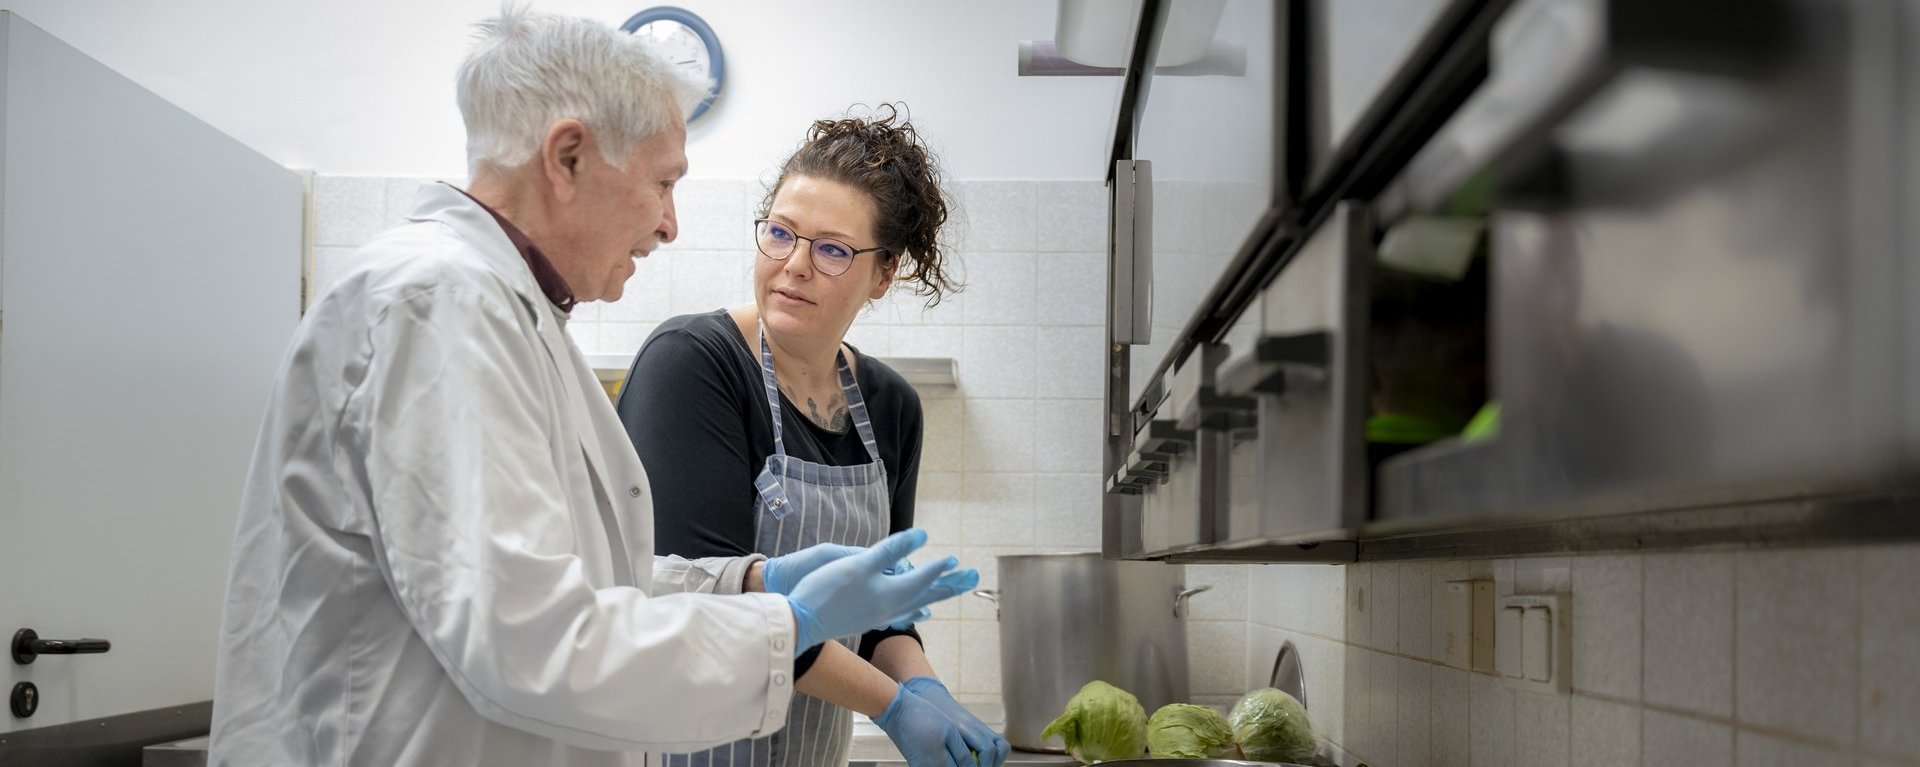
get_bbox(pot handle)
[972,589,999,621]
[1173,585,1212,618]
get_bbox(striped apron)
[662,326,891,767]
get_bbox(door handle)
[12,628,111,665]
[1110,159,1154,346]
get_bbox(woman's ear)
[868,256,897,300]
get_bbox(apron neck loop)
[757,322,882,463]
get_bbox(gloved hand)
[785,529,977,653]
[766,545,933,628]
[884,558,933,629]
[903,676,1009,767]
[761,543,865,595]
[873,684,974,767]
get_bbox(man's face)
[555,119,687,303]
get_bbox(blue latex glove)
[873,684,973,767]
[886,558,933,629]
[769,548,929,627]
[785,529,977,653]
[761,543,865,595]
[903,676,1009,767]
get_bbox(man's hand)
[784,530,977,652]
[761,543,866,595]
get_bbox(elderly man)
[208,7,974,766]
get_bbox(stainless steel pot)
[973,553,1209,752]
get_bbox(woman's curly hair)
[760,103,960,307]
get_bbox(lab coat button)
[773,637,787,651]
[773,672,787,687]
[628,486,642,497]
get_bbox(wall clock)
[621,7,724,122]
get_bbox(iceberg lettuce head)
[1146,702,1239,758]
[1228,687,1317,763]
[1040,680,1148,763]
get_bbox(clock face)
[621,8,724,122]
[633,20,711,80]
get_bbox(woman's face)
[755,175,894,348]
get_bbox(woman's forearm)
[868,634,939,681]
[793,641,900,717]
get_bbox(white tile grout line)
[1854,549,1863,760]
[1732,551,1740,749]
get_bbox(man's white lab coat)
[210,183,796,766]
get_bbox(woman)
[616,106,1006,767]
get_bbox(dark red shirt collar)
[455,187,576,314]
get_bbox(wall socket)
[1437,579,1495,672]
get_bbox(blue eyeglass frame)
[753,218,889,276]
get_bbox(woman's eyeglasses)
[754,218,888,277]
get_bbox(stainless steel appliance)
[1101,0,1920,562]
[1373,0,1917,529]
[974,554,1207,752]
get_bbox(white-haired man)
[208,7,975,766]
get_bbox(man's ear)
[540,119,590,204]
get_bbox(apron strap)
[757,325,789,466]
[836,351,882,464]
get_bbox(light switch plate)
[1497,593,1570,695]
[1495,606,1525,678]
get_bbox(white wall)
[0,1,1120,180]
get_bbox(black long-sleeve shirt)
[615,310,924,677]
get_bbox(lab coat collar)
[406,181,551,318]
[405,182,629,575]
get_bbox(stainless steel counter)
[143,724,1082,767]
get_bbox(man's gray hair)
[457,4,709,176]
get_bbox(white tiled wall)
[313,175,1114,704]
[1236,544,1920,767]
